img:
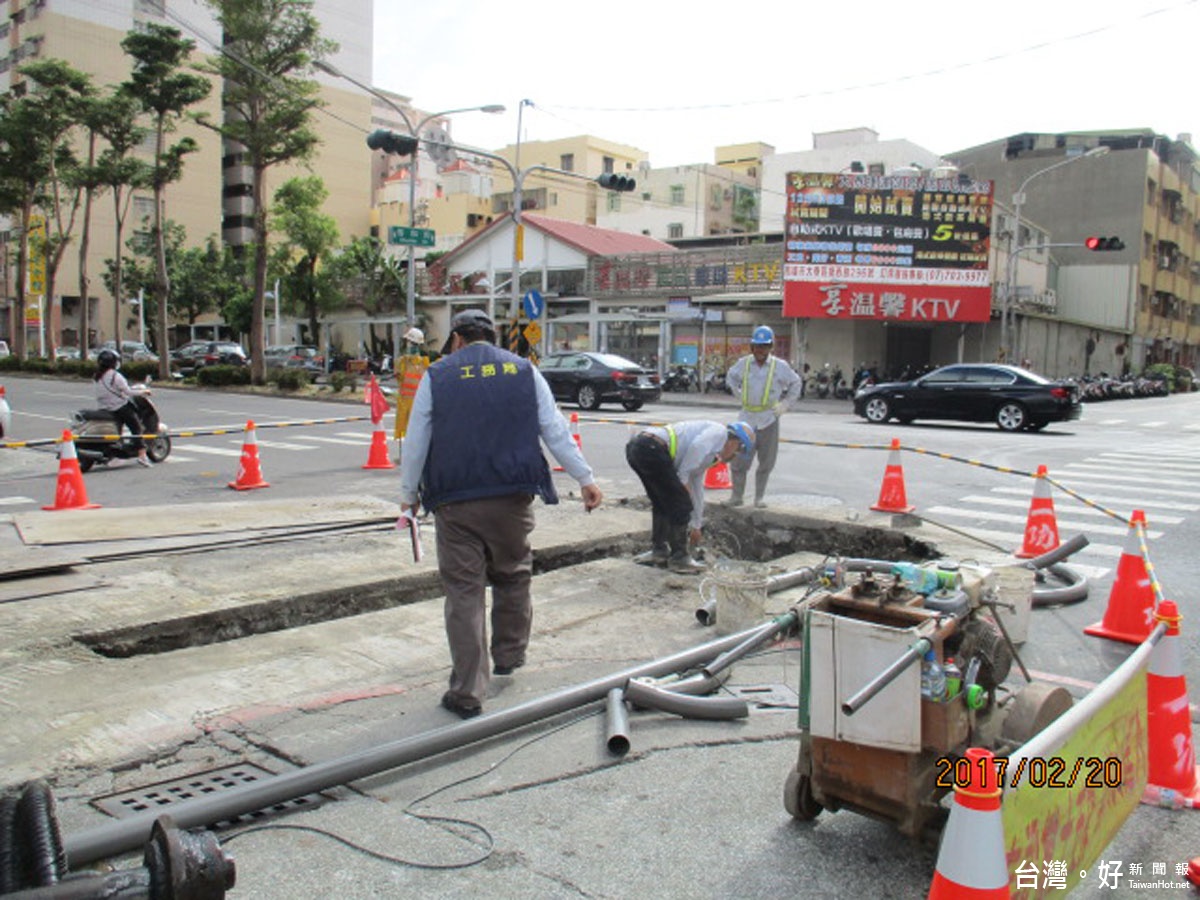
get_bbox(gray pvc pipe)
[64,612,796,867]
[623,679,748,720]
[604,688,630,756]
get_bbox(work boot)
[634,510,670,566]
[633,548,669,567]
[668,555,706,575]
[667,521,706,574]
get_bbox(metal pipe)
[841,637,932,715]
[645,669,731,697]
[766,567,815,593]
[1023,534,1089,570]
[695,596,717,626]
[604,688,630,756]
[1032,563,1089,607]
[64,612,797,866]
[623,680,748,721]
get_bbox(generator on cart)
[783,559,1072,840]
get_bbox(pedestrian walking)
[724,325,802,507]
[398,309,603,719]
[626,420,755,574]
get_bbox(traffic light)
[597,172,636,192]
[366,129,417,156]
[1084,236,1124,251]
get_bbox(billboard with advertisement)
[782,172,994,323]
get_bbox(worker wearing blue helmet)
[626,419,755,574]
[724,325,802,508]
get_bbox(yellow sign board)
[523,321,542,346]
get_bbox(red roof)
[520,214,677,257]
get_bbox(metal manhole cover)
[91,762,324,827]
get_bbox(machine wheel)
[783,766,823,820]
[576,384,601,410]
[995,401,1028,432]
[622,400,644,412]
[1000,682,1073,747]
[147,433,171,463]
[863,397,891,423]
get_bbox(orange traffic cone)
[1015,465,1060,558]
[871,438,914,514]
[554,412,583,472]
[927,747,1008,898]
[705,462,732,490]
[362,424,395,470]
[43,430,100,511]
[228,420,269,491]
[1140,600,1200,810]
[1084,510,1155,644]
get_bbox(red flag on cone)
[1084,510,1155,644]
[553,412,583,472]
[1140,600,1200,810]
[365,375,391,425]
[927,747,1008,899]
[704,462,732,490]
[871,438,914,514]
[362,423,395,470]
[43,430,100,511]
[1015,465,1060,558]
[228,420,269,491]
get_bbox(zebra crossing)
[167,431,373,462]
[922,447,1200,580]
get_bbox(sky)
[372,0,1200,167]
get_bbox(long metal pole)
[63,612,798,866]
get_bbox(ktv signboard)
[782,172,994,323]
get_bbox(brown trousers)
[434,493,536,707]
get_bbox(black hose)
[0,794,21,894]
[17,782,66,889]
[1031,563,1089,607]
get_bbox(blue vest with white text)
[420,342,557,511]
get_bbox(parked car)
[852,363,1082,432]
[94,340,159,362]
[171,340,247,374]
[0,340,9,358]
[264,344,324,374]
[54,345,81,360]
[538,351,661,411]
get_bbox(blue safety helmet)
[751,325,774,345]
[726,421,755,457]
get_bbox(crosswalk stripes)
[923,448,1200,582]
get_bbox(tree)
[198,0,334,383]
[270,176,339,347]
[337,235,406,315]
[78,89,149,358]
[121,23,211,380]
[90,90,152,355]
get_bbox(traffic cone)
[362,423,395,470]
[1014,465,1060,558]
[1140,600,1200,809]
[871,438,915,514]
[927,747,1008,898]
[43,430,100,511]
[554,412,583,472]
[1084,510,1155,644]
[704,462,732,490]
[228,420,269,490]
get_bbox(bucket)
[701,560,770,635]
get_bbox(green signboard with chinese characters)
[388,226,435,247]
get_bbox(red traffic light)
[1085,236,1124,251]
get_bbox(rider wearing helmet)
[625,419,755,573]
[93,348,150,466]
[724,325,802,508]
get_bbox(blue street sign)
[523,289,544,320]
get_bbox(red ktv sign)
[782,172,994,322]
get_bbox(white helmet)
[403,327,425,344]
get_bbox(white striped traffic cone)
[228,420,269,490]
[1015,465,1060,558]
[1141,600,1200,809]
[927,747,1008,898]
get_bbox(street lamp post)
[1003,146,1109,356]
[312,60,503,358]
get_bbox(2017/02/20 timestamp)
[934,755,1123,790]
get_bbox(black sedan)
[853,364,1082,432]
[538,351,661,411]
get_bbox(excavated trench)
[75,508,936,659]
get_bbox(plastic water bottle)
[920,650,946,702]
[942,658,963,700]
[892,562,940,595]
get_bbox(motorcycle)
[70,384,171,473]
[704,370,731,394]
[831,366,853,400]
[662,365,699,393]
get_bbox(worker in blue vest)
[399,309,603,719]
[724,325,802,508]
[626,420,755,573]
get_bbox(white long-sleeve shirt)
[725,354,803,431]
[642,420,728,530]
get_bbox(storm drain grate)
[91,762,325,828]
[728,683,799,711]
